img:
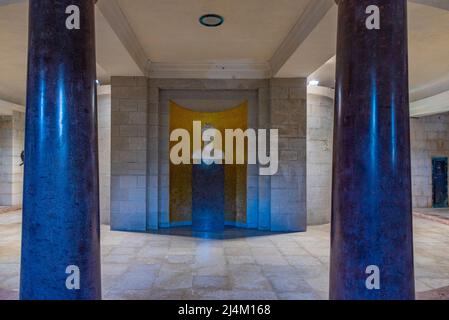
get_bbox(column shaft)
[330,0,415,300]
[20,0,101,300]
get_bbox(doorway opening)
[432,157,448,208]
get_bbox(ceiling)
[117,0,311,63]
[1,0,449,108]
[409,2,449,100]
[0,2,27,106]
[277,4,337,79]
[0,1,142,106]
[308,2,449,101]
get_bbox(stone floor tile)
[2,211,449,300]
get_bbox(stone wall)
[98,93,111,224]
[303,94,449,221]
[410,112,449,208]
[304,94,449,218]
[0,111,24,207]
[110,77,308,232]
[269,78,307,231]
[11,111,24,206]
[0,92,112,218]
[110,77,148,231]
[0,116,12,206]
[307,94,334,225]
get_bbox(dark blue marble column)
[192,163,225,232]
[20,0,101,300]
[330,0,415,300]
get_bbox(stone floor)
[1,210,449,300]
[414,208,449,226]
[0,206,19,214]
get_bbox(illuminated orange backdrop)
[169,101,248,225]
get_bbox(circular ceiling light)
[199,14,224,28]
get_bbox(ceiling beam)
[0,98,25,115]
[409,0,449,11]
[307,85,335,99]
[0,0,149,76]
[149,62,271,80]
[96,0,149,76]
[307,85,449,118]
[410,73,449,101]
[411,89,449,117]
[269,0,335,77]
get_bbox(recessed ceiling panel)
[116,0,312,63]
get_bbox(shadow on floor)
[146,226,289,240]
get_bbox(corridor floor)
[1,210,449,300]
[414,208,449,226]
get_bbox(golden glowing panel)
[169,101,248,225]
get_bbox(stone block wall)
[110,77,148,231]
[109,77,308,232]
[257,86,271,230]
[269,78,307,231]
[304,93,449,219]
[0,111,24,207]
[307,94,334,225]
[98,93,111,224]
[11,111,24,206]
[304,95,449,219]
[410,112,449,208]
[0,92,114,221]
[0,116,13,206]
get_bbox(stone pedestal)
[192,163,225,232]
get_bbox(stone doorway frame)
[147,79,271,230]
